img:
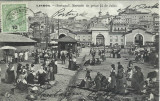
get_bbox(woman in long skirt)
[110,64,116,91]
[6,63,15,83]
[50,66,55,81]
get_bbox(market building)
[57,36,78,53]
[0,33,37,60]
[50,28,76,41]
[124,28,155,46]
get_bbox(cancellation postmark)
[1,3,27,33]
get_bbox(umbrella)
[0,46,16,50]
[50,41,58,44]
[135,48,144,52]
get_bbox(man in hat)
[131,66,144,93]
[14,51,18,63]
[61,52,66,64]
[117,62,123,70]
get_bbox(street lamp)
[40,30,42,49]
[44,15,49,49]
[68,43,72,69]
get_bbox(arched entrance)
[96,34,105,46]
[59,34,66,39]
[135,34,143,46]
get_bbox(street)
[0,47,158,101]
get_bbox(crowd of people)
[134,49,158,68]
[88,48,106,66]
[89,48,122,61]
[1,48,61,92]
[110,49,121,58]
[33,48,58,64]
[79,60,159,100]
[4,59,58,91]
[0,45,158,101]
[3,50,30,63]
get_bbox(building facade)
[75,31,92,46]
[125,28,155,46]
[48,8,159,47]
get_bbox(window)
[83,39,85,41]
[115,36,118,42]
[121,39,123,42]
[110,36,112,42]
[110,43,112,46]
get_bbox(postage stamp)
[1,3,27,33]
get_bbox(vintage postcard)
[0,0,159,101]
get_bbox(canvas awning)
[0,33,37,43]
[0,46,16,50]
[57,36,77,43]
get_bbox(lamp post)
[44,15,49,49]
[104,38,105,55]
[40,30,42,49]
[57,19,60,39]
[68,43,72,69]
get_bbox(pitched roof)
[74,31,92,34]
[57,36,77,43]
[123,28,155,36]
[0,33,36,43]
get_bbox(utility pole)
[57,19,60,39]
[45,15,49,49]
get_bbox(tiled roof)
[58,36,77,43]
[74,31,91,34]
[123,28,155,35]
[0,33,36,43]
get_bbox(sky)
[0,1,159,19]
[28,1,159,19]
